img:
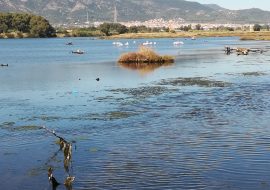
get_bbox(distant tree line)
[60,23,173,37]
[97,23,249,34]
[253,24,269,31]
[0,13,56,37]
[98,23,158,36]
[57,22,270,38]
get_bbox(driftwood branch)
[42,125,68,143]
[42,126,72,159]
[224,46,267,55]
[43,125,75,188]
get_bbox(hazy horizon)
[187,0,270,11]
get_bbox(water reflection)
[119,62,173,75]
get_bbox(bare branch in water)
[42,126,68,143]
[43,126,75,189]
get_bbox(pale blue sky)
[187,0,270,11]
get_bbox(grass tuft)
[118,46,174,64]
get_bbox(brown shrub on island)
[118,46,174,64]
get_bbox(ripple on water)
[0,121,50,150]
[2,73,270,189]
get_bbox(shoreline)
[103,31,270,41]
[1,31,270,41]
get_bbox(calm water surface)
[1,37,270,190]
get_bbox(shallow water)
[1,37,270,190]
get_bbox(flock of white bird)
[112,40,185,47]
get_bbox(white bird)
[116,42,123,47]
[173,41,184,46]
[142,41,150,46]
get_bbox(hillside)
[0,0,269,24]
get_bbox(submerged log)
[224,46,266,56]
[249,48,265,53]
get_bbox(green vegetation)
[2,16,270,41]
[97,23,270,41]
[56,23,171,37]
[99,23,128,36]
[0,12,56,38]
[58,27,103,37]
[253,24,262,31]
[118,46,174,64]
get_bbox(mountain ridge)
[0,0,269,25]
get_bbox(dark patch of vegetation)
[60,24,173,38]
[98,23,171,36]
[105,111,137,120]
[12,125,43,131]
[22,115,61,122]
[179,24,192,31]
[0,12,56,38]
[64,27,103,37]
[262,24,270,31]
[157,77,231,88]
[0,121,15,128]
[195,24,202,30]
[80,111,139,121]
[212,26,235,31]
[110,86,170,99]
[241,72,266,76]
[253,24,262,31]
[99,22,128,36]
[0,122,43,132]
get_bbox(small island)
[118,46,174,65]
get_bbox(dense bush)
[0,13,56,37]
[253,24,262,31]
[99,23,128,36]
[179,25,192,32]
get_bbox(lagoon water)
[1,37,270,190]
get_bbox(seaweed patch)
[157,77,231,88]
